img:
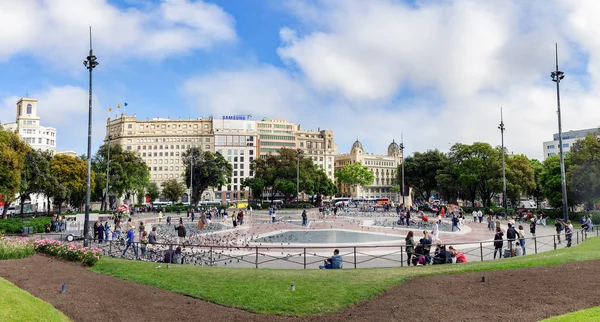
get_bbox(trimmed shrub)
[0,217,52,234]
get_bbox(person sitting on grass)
[448,246,467,263]
[319,249,343,269]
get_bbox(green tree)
[401,149,447,200]
[241,177,265,202]
[441,143,502,206]
[0,126,29,218]
[146,182,160,203]
[92,144,150,211]
[161,179,186,204]
[335,162,375,195]
[566,133,600,207]
[18,149,52,215]
[250,148,336,203]
[183,148,232,207]
[540,155,573,209]
[49,154,92,213]
[505,154,535,208]
[529,159,544,209]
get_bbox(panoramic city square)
[2,0,600,321]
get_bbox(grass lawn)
[90,236,600,316]
[542,306,600,321]
[0,277,70,321]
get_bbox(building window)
[249,150,254,155]
[562,143,569,148]
[240,171,244,176]
[26,104,32,114]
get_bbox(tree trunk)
[20,195,26,217]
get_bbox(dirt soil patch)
[1,255,600,322]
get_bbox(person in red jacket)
[448,246,467,263]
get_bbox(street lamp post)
[499,108,507,214]
[399,134,405,206]
[189,152,194,211]
[105,133,111,213]
[297,149,302,206]
[83,27,99,247]
[551,43,569,222]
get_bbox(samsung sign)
[222,115,247,120]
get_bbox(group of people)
[45,215,66,233]
[404,230,467,266]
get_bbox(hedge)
[0,217,53,234]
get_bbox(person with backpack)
[493,226,504,259]
[451,214,461,232]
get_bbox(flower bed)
[0,237,35,260]
[33,239,102,267]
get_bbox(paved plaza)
[81,208,575,269]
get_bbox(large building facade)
[335,139,408,204]
[542,127,599,160]
[295,125,337,182]
[256,118,297,156]
[213,117,257,202]
[105,114,214,202]
[105,113,338,203]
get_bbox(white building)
[4,98,56,153]
[3,98,57,212]
[542,127,599,160]
[213,116,257,202]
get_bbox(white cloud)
[184,66,310,119]
[185,0,600,160]
[0,0,236,65]
[0,86,106,154]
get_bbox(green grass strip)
[90,237,600,315]
[542,306,600,321]
[0,277,70,322]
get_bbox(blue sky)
[2,0,600,160]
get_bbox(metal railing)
[77,228,596,269]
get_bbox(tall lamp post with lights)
[83,27,99,247]
[499,108,507,214]
[551,43,569,222]
[296,149,302,207]
[399,135,405,206]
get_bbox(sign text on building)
[222,115,247,120]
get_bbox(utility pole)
[551,43,569,222]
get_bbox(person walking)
[139,231,148,260]
[121,227,138,259]
[238,210,244,226]
[478,209,483,223]
[529,218,536,237]
[301,210,308,226]
[451,214,461,232]
[506,223,518,255]
[493,226,504,259]
[175,223,186,244]
[138,222,145,240]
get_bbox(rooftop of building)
[552,127,600,140]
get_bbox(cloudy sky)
[1,0,599,160]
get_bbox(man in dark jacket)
[506,223,518,255]
[175,223,186,244]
